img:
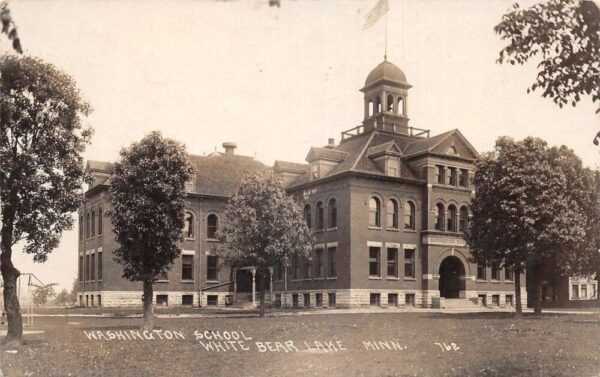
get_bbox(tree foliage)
[109,131,194,329]
[0,2,23,54]
[220,171,314,315]
[32,283,57,306]
[495,0,600,114]
[0,54,91,342]
[467,137,598,316]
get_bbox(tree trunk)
[142,279,154,330]
[531,264,543,316]
[1,203,23,344]
[258,270,266,318]
[514,268,523,319]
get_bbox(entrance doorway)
[438,256,466,298]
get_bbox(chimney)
[222,142,237,155]
[324,138,336,149]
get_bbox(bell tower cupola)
[361,59,411,134]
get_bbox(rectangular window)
[156,295,168,306]
[435,165,445,184]
[448,167,457,186]
[328,247,337,277]
[492,295,500,306]
[303,293,310,308]
[207,255,218,281]
[315,293,323,307]
[182,255,194,280]
[505,295,513,306]
[387,248,398,278]
[90,253,95,280]
[572,284,579,299]
[387,158,399,177]
[404,249,415,279]
[328,292,336,307]
[206,295,218,306]
[491,263,499,281]
[459,169,468,187]
[90,295,94,307]
[315,249,324,278]
[369,247,380,277]
[581,285,587,298]
[86,254,91,281]
[370,293,381,306]
[97,252,102,280]
[292,294,299,308]
[405,293,415,306]
[182,295,194,306]
[504,266,513,281]
[293,255,300,280]
[304,256,312,279]
[79,255,83,282]
[477,262,486,280]
[388,293,398,306]
[97,295,102,307]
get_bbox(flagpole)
[384,6,388,61]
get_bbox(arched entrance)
[439,256,466,298]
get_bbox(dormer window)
[387,158,400,177]
[311,164,319,179]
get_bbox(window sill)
[206,280,219,284]
[404,277,416,281]
[181,280,195,283]
[504,280,514,284]
[386,277,400,280]
[476,279,487,283]
[301,278,312,281]
[313,277,325,281]
[386,228,400,232]
[315,229,325,233]
[403,229,417,233]
[184,238,195,241]
[368,226,382,230]
[326,276,338,280]
[490,280,501,283]
[156,280,170,283]
[206,238,219,242]
[327,227,337,232]
[291,279,301,282]
[368,276,382,280]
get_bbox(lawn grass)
[1,312,599,377]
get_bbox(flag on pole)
[363,0,390,30]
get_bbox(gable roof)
[367,140,402,158]
[306,147,348,163]
[402,129,478,159]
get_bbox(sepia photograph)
[0,0,599,376]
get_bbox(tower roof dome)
[364,60,409,89]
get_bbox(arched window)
[328,198,337,229]
[207,214,218,239]
[374,96,381,114]
[435,203,445,231]
[98,208,103,235]
[369,197,381,227]
[183,212,194,238]
[397,97,405,116]
[447,205,457,232]
[404,201,416,230]
[315,201,324,231]
[368,99,374,117]
[79,215,84,240]
[386,199,399,229]
[86,212,90,238]
[386,94,394,113]
[304,204,312,229]
[459,206,469,232]
[91,210,96,237]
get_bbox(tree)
[467,137,597,317]
[109,131,194,330]
[495,0,600,116]
[0,2,23,54]
[53,288,70,306]
[0,55,92,344]
[32,283,57,306]
[220,171,314,317]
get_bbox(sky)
[6,0,599,293]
